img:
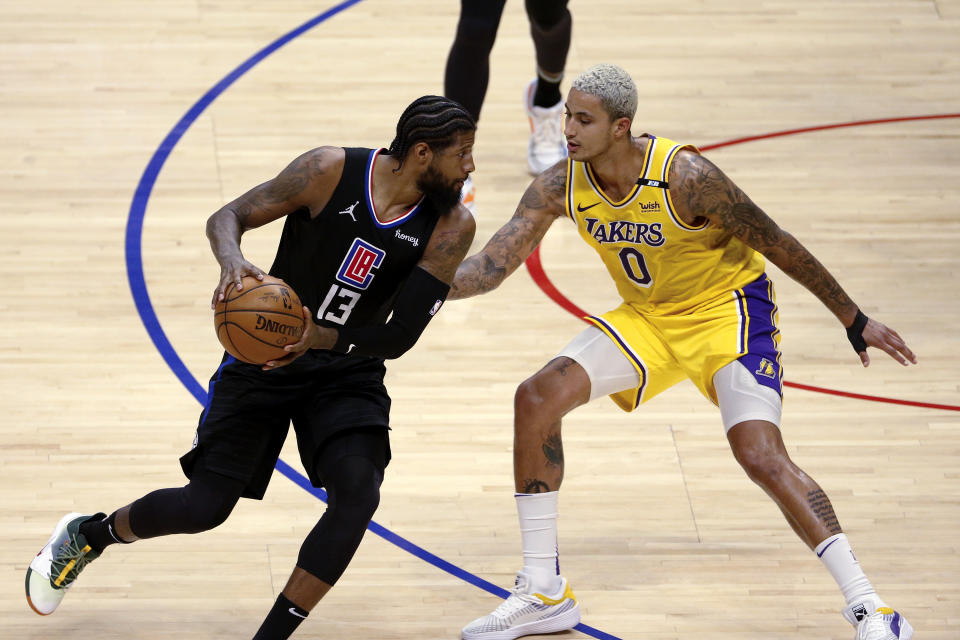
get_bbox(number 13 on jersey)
[317,284,359,325]
[317,238,386,325]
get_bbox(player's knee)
[514,376,548,422]
[180,480,240,533]
[515,362,580,424]
[456,15,499,52]
[296,460,381,586]
[296,469,381,587]
[327,456,382,523]
[734,444,788,487]
[187,496,237,533]
[524,0,570,27]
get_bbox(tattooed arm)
[449,162,568,300]
[207,146,344,307]
[669,150,916,367]
[417,203,478,285]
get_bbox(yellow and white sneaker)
[842,597,914,640]
[461,570,580,640]
[26,512,103,615]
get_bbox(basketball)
[214,275,306,364]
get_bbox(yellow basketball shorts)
[586,273,783,411]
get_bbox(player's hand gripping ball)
[214,275,306,364]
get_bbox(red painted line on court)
[524,113,960,413]
[525,247,590,319]
[700,113,960,151]
[780,381,960,412]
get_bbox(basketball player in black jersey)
[25,96,476,640]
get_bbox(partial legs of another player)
[444,0,506,218]
[444,0,572,219]
[522,0,571,175]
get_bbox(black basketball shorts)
[180,350,392,499]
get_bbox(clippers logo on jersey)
[336,238,386,290]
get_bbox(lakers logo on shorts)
[755,358,777,379]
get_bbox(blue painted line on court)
[275,458,620,638]
[125,0,366,407]
[122,4,622,639]
[273,459,509,598]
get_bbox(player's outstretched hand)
[858,317,918,368]
[262,306,336,371]
[211,258,264,309]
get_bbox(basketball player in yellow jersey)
[452,64,916,640]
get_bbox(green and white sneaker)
[26,512,104,615]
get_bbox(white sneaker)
[524,80,567,175]
[25,512,103,615]
[461,570,580,640]
[460,175,477,218]
[842,597,914,639]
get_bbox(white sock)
[516,492,562,592]
[815,533,879,605]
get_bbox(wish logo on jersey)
[336,238,385,290]
[583,218,665,247]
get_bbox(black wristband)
[845,309,868,353]
[332,330,354,354]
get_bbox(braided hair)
[387,95,476,171]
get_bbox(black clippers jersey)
[268,147,440,334]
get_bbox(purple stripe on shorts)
[737,274,783,395]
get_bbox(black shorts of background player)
[446,0,572,214]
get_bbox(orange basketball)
[213,275,306,364]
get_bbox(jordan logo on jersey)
[338,200,360,222]
[336,238,385,290]
[755,358,777,379]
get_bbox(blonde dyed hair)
[571,64,638,122]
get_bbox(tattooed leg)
[513,357,590,493]
[727,420,843,549]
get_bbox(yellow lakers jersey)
[565,135,765,315]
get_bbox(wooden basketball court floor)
[1,1,958,638]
